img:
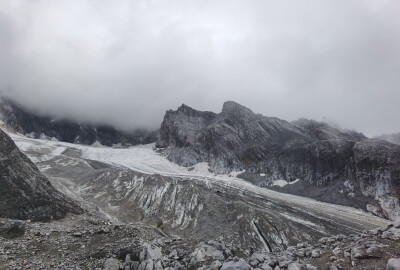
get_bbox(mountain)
[376,132,400,145]
[0,128,82,221]
[0,98,156,146]
[2,108,398,269]
[157,101,400,220]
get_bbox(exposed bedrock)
[157,101,400,220]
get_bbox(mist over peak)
[1,0,399,136]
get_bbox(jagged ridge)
[157,101,400,220]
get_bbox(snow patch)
[279,213,324,232]
[272,179,300,187]
[91,141,104,148]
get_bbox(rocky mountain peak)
[221,101,257,120]
[173,103,217,120]
[157,102,400,220]
[176,103,194,114]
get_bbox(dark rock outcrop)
[157,101,400,220]
[0,98,156,146]
[0,128,82,221]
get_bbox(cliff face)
[0,98,156,146]
[0,128,82,221]
[157,101,400,220]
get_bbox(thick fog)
[0,0,399,136]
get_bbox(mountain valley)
[0,100,399,270]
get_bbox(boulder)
[221,259,251,270]
[287,263,301,270]
[104,258,122,270]
[387,259,400,270]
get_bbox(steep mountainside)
[157,101,400,220]
[0,129,82,221]
[0,98,156,146]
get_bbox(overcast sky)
[0,0,399,136]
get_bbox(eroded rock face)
[157,101,400,220]
[0,129,82,221]
[0,98,156,147]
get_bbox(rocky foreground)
[1,214,400,270]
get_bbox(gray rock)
[278,258,291,268]
[332,247,341,256]
[251,252,267,263]
[304,265,318,270]
[190,244,225,263]
[259,263,273,270]
[295,249,305,258]
[221,259,251,270]
[296,242,307,248]
[249,259,259,267]
[311,250,320,258]
[104,258,122,270]
[168,250,178,258]
[350,241,387,260]
[387,259,400,270]
[394,219,400,228]
[125,254,131,264]
[209,260,222,270]
[141,244,162,261]
[171,261,184,270]
[137,259,154,270]
[287,263,301,270]
[382,228,400,240]
[145,260,153,270]
[154,261,162,270]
